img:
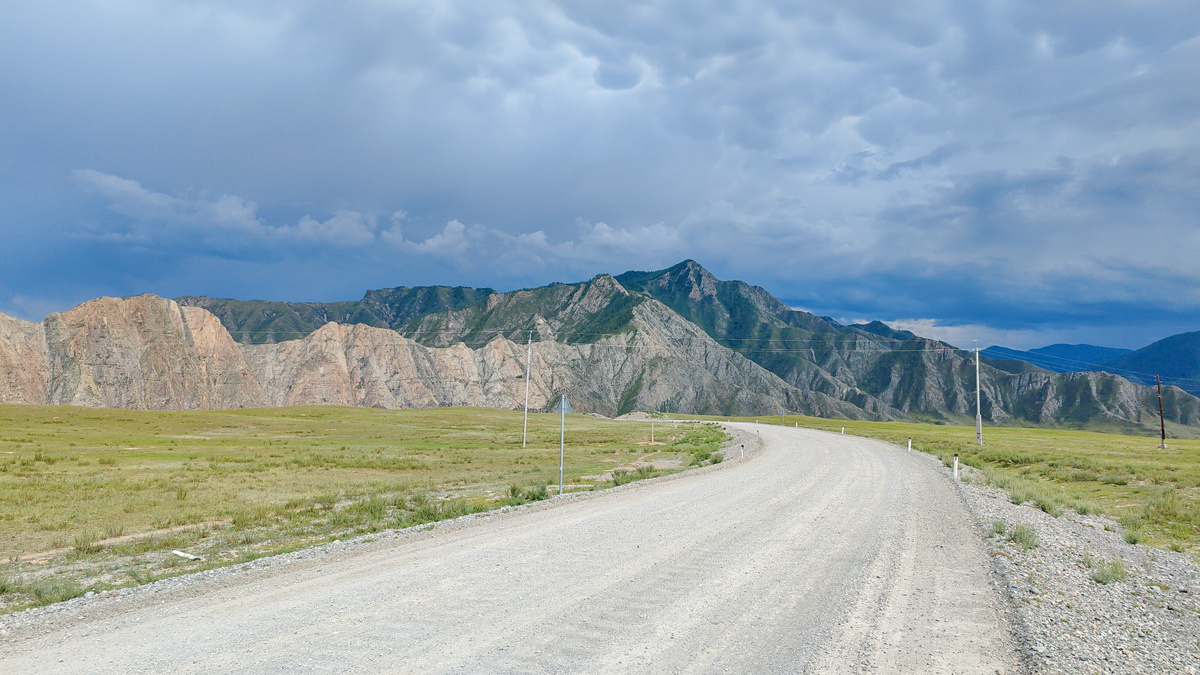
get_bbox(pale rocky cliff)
[0,313,47,404]
[40,295,263,410]
[238,299,868,418]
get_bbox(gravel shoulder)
[0,424,1019,673]
[950,461,1200,674]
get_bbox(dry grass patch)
[0,405,725,613]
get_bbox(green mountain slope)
[177,285,494,343]
[615,261,1200,432]
[399,275,642,347]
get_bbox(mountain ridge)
[0,262,1195,435]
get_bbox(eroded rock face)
[40,295,263,410]
[236,300,859,418]
[0,313,47,405]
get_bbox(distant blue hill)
[1102,331,1200,395]
[980,344,1131,374]
[983,338,1200,397]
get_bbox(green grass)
[0,405,726,613]
[680,413,1200,555]
[1085,554,1128,584]
[1007,524,1039,550]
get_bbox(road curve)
[1,424,1019,673]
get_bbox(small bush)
[1122,520,1143,545]
[522,485,548,501]
[1007,524,1038,550]
[612,469,632,486]
[1090,558,1127,584]
[990,520,1006,537]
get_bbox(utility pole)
[522,331,532,448]
[558,395,569,495]
[1157,375,1167,449]
[975,341,983,446]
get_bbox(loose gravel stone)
[951,467,1200,675]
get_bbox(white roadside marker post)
[841,426,845,435]
[740,444,744,459]
[908,438,912,452]
[953,453,959,481]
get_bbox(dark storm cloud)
[1,1,1198,349]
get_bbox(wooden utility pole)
[1157,375,1167,449]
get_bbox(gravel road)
[0,424,1019,673]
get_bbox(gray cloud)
[1,1,1198,348]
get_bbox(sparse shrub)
[635,465,654,479]
[175,487,188,501]
[1122,520,1143,545]
[104,523,124,539]
[352,496,388,520]
[990,520,1006,537]
[612,469,632,486]
[73,531,101,554]
[129,569,154,585]
[1007,524,1038,550]
[709,452,723,465]
[1090,558,1127,584]
[522,484,548,501]
[29,578,86,606]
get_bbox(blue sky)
[2,1,1198,350]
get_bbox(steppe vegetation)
[717,415,1200,556]
[0,405,725,613]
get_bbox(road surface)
[0,424,1018,673]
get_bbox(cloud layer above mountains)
[2,1,1197,348]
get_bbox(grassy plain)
[0,405,725,613]
[703,414,1200,556]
